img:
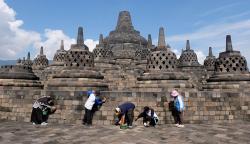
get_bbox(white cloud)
[84,39,98,52]
[34,30,98,59]
[0,0,99,60]
[195,50,206,65]
[34,29,75,59]
[1,0,249,69]
[199,3,240,17]
[0,0,40,59]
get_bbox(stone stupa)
[204,47,216,72]
[45,27,108,93]
[205,35,250,90]
[136,27,192,92]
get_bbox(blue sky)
[1,0,250,65]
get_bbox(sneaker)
[41,122,48,126]
[85,124,93,128]
[144,123,149,127]
[175,123,179,127]
[32,122,36,125]
[128,125,133,129]
[177,124,184,128]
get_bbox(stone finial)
[17,58,21,64]
[147,34,152,48]
[60,40,64,50]
[167,44,171,48]
[158,27,166,47]
[99,34,104,46]
[116,11,134,32]
[226,35,233,52]
[209,47,213,57]
[27,52,30,60]
[40,46,44,55]
[186,40,191,50]
[77,27,84,45]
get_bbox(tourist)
[83,91,106,126]
[87,89,93,97]
[135,106,159,127]
[114,102,135,128]
[170,90,185,128]
[30,96,56,125]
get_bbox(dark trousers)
[173,109,183,124]
[42,112,49,123]
[143,116,158,126]
[126,108,134,126]
[83,108,94,125]
[30,108,43,124]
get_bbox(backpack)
[92,97,103,112]
[174,96,184,111]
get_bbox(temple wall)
[0,88,250,125]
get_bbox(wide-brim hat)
[170,90,179,97]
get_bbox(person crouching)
[135,106,159,127]
[31,96,56,125]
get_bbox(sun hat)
[170,90,179,97]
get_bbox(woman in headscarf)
[30,96,56,125]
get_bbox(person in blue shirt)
[115,102,135,128]
[170,90,185,128]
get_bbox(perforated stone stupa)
[136,27,192,91]
[23,52,33,67]
[178,40,200,67]
[208,35,250,82]
[45,27,107,92]
[52,40,67,67]
[204,47,216,72]
[147,27,177,71]
[0,65,41,87]
[32,46,49,70]
[1,10,250,125]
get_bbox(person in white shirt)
[82,91,106,126]
[135,106,159,127]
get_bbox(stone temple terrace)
[0,11,250,125]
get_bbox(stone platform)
[0,120,249,144]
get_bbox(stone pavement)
[0,120,250,144]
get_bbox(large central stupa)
[103,11,149,59]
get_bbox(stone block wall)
[0,87,250,125]
[0,86,41,122]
